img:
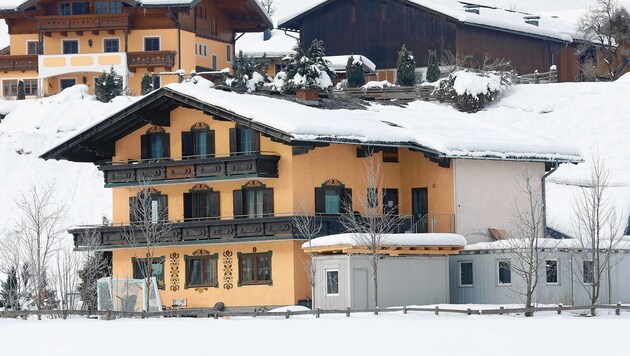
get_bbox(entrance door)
[60,78,76,91]
[411,188,428,233]
[352,268,369,309]
[383,188,399,215]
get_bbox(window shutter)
[315,188,325,213]
[262,188,274,216]
[183,192,192,220]
[140,135,149,160]
[232,190,243,217]
[229,128,237,155]
[207,130,216,156]
[162,133,170,158]
[129,196,139,222]
[210,191,220,218]
[251,130,260,153]
[181,132,193,158]
[157,195,169,221]
[341,188,353,214]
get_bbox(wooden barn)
[278,0,581,82]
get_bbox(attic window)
[524,16,540,26]
[463,5,480,14]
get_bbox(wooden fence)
[1,303,628,320]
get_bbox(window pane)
[60,3,71,15]
[188,259,201,285]
[325,189,340,214]
[63,41,78,54]
[255,190,264,217]
[109,1,121,14]
[151,199,159,223]
[203,257,216,285]
[241,256,255,282]
[95,1,108,14]
[583,261,594,284]
[194,131,207,157]
[498,261,511,284]
[546,260,558,284]
[104,39,119,53]
[60,79,76,90]
[460,262,473,286]
[150,135,163,159]
[72,2,84,15]
[326,270,339,294]
[239,128,253,153]
[257,255,271,281]
[152,260,164,289]
[145,37,160,51]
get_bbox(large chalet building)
[41,78,581,309]
[0,0,271,96]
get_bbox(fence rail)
[1,303,628,320]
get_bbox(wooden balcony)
[127,51,176,71]
[37,14,130,33]
[99,153,280,187]
[0,55,38,72]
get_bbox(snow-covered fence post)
[434,306,439,316]
[285,310,291,319]
[403,306,407,315]
[467,308,472,316]
[557,304,563,315]
[499,306,504,315]
[316,308,321,318]
[616,303,621,316]
[374,306,378,316]
[346,307,351,317]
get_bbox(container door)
[412,188,429,233]
[352,268,369,310]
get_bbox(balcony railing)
[0,55,38,72]
[99,153,280,186]
[128,51,176,70]
[37,14,130,32]
[69,214,420,249]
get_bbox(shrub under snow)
[435,70,510,113]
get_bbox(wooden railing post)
[316,308,321,319]
[374,306,378,316]
[285,310,291,319]
[403,306,407,315]
[466,308,472,316]
[557,304,562,315]
[434,306,439,316]
[616,303,621,316]
[346,307,351,317]
[499,306,504,315]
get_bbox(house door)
[383,188,399,215]
[412,188,428,233]
[60,78,76,91]
[352,268,369,309]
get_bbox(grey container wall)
[449,251,630,305]
[312,255,450,310]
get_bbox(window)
[583,260,594,284]
[129,192,168,223]
[546,260,559,284]
[185,255,218,288]
[2,80,17,97]
[315,182,352,215]
[183,189,219,221]
[211,17,217,36]
[274,63,285,75]
[144,37,160,51]
[195,43,208,57]
[239,252,272,285]
[211,54,218,70]
[60,78,76,90]
[233,184,273,218]
[95,1,108,14]
[62,40,79,54]
[182,125,215,158]
[23,80,38,96]
[367,187,378,208]
[140,130,170,160]
[326,270,339,295]
[459,261,473,287]
[229,126,260,155]
[104,39,119,53]
[72,2,85,15]
[196,6,207,19]
[109,1,121,14]
[27,41,40,55]
[59,2,71,15]
[497,260,511,285]
[132,257,165,289]
[226,44,232,62]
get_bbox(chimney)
[463,5,480,14]
[524,16,540,26]
[263,29,272,41]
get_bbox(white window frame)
[458,260,473,287]
[496,259,511,286]
[325,269,340,296]
[195,43,208,57]
[102,37,121,53]
[143,35,162,51]
[61,38,80,54]
[545,259,560,286]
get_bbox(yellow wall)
[194,36,232,71]
[41,30,127,55]
[111,239,311,308]
[10,34,39,55]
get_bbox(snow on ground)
[0,85,138,234]
[1,310,629,355]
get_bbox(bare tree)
[578,0,630,80]
[577,58,600,82]
[12,185,65,316]
[50,245,81,314]
[571,153,624,315]
[260,0,276,16]
[339,153,404,311]
[76,228,110,311]
[292,199,322,309]
[505,169,547,317]
[440,50,512,73]
[121,182,172,312]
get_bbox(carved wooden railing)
[127,51,177,69]
[0,55,38,71]
[37,14,130,32]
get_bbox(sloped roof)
[278,0,578,43]
[41,78,582,164]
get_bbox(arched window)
[141,126,170,160]
[182,122,215,159]
[315,179,352,215]
[183,184,220,221]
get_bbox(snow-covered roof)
[323,55,377,74]
[463,238,630,252]
[278,0,579,43]
[236,29,298,58]
[303,233,468,249]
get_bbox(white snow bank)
[268,305,311,312]
[302,233,467,249]
[323,55,377,73]
[362,80,394,90]
[465,237,630,251]
[451,71,505,96]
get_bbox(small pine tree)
[396,44,416,86]
[282,39,334,93]
[94,67,123,103]
[346,55,366,88]
[426,50,441,82]
[227,50,269,91]
[1,267,20,310]
[141,73,154,95]
[77,254,109,311]
[16,80,25,100]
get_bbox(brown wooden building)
[278,0,581,82]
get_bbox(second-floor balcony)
[37,14,130,33]
[99,152,281,187]
[0,55,38,72]
[128,51,176,71]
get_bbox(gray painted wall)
[312,255,449,309]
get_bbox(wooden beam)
[60,31,67,37]
[91,30,99,35]
[76,30,83,36]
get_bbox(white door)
[352,268,369,309]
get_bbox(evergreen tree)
[16,80,25,100]
[226,50,269,91]
[282,39,334,93]
[396,44,416,86]
[141,73,154,95]
[94,67,123,103]
[77,254,109,311]
[346,55,366,88]
[1,267,20,310]
[426,50,441,82]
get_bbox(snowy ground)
[1,308,629,355]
